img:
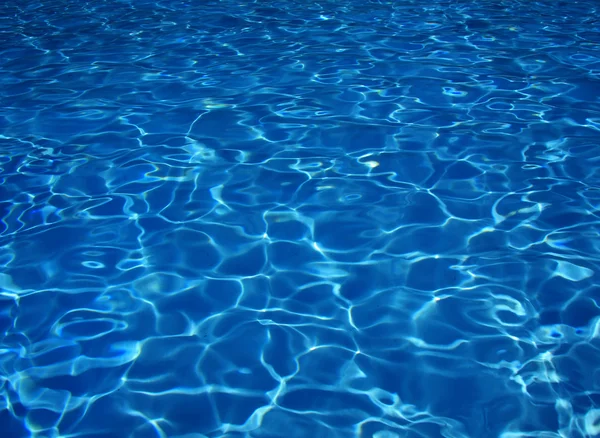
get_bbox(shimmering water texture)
[1,0,600,437]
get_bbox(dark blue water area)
[1,0,600,436]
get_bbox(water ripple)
[1,0,600,437]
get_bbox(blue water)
[1,0,600,436]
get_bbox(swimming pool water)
[1,0,600,436]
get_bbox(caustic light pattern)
[1,0,600,437]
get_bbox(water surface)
[1,0,600,437]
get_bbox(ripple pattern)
[1,0,600,437]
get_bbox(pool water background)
[1,0,600,436]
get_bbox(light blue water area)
[1,0,600,436]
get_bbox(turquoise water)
[1,0,600,437]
